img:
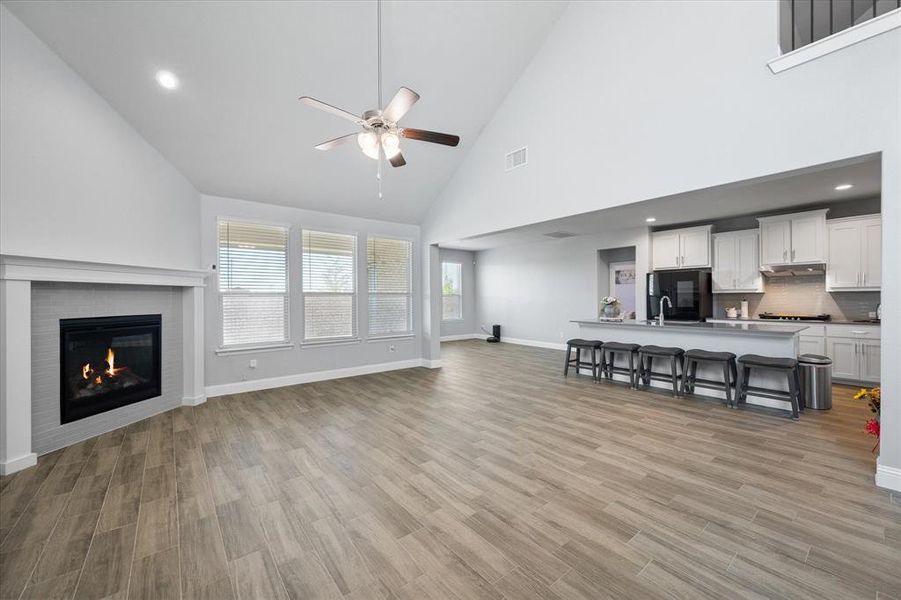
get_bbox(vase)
[603,304,616,318]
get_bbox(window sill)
[216,342,294,356]
[768,8,900,73]
[301,338,361,348]
[367,334,416,342]
[442,318,464,323]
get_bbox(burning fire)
[80,347,122,383]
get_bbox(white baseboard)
[0,452,38,475]
[440,334,483,342]
[420,359,443,369]
[205,358,429,397]
[876,459,901,492]
[501,337,567,351]
[181,394,207,407]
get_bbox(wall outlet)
[388,344,396,353]
[869,311,877,319]
[249,359,257,369]
[241,374,247,381]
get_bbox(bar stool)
[735,354,803,420]
[601,342,641,388]
[681,349,738,406]
[637,345,685,397]
[563,339,604,381]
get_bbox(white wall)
[421,1,901,483]
[0,6,200,271]
[438,248,478,338]
[475,228,650,348]
[201,194,422,393]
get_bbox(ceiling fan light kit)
[298,0,460,193]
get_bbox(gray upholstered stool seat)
[638,345,684,357]
[684,349,736,362]
[564,339,604,380]
[682,349,738,405]
[736,354,802,420]
[637,345,684,397]
[600,342,640,388]
[737,354,797,370]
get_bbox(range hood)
[760,263,825,277]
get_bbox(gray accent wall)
[31,283,183,455]
[474,228,650,346]
[439,248,478,337]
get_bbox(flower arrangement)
[599,296,620,318]
[853,387,880,453]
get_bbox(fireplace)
[59,314,162,424]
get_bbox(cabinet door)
[712,235,736,292]
[735,232,762,291]
[760,220,790,265]
[790,214,825,263]
[827,338,859,380]
[680,228,710,268]
[860,218,881,288]
[652,232,681,270]
[799,336,825,356]
[860,339,881,383]
[827,222,861,289]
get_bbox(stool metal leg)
[591,348,598,382]
[680,359,691,395]
[794,367,804,411]
[563,344,571,376]
[722,360,732,406]
[628,352,636,389]
[670,356,679,397]
[786,369,800,420]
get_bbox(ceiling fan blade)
[382,87,420,124]
[314,133,358,151]
[298,96,362,124]
[400,128,460,147]
[388,151,406,168]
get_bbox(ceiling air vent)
[505,146,527,171]
[543,231,577,239]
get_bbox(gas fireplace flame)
[105,347,119,376]
[82,363,91,380]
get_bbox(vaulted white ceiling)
[3,0,567,223]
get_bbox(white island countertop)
[570,319,808,337]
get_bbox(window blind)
[302,230,357,341]
[441,261,463,320]
[218,220,289,348]
[367,237,413,336]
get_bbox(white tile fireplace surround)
[0,255,208,475]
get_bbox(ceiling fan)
[298,0,459,170]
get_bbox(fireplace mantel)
[0,254,209,287]
[0,254,208,474]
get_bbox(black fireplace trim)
[59,314,162,424]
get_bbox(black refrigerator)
[647,270,712,322]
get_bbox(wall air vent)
[505,146,527,171]
[543,231,577,239]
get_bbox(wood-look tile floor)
[2,340,899,599]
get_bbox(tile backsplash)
[714,275,880,321]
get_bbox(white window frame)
[301,228,360,345]
[216,217,293,354]
[367,235,415,339]
[441,261,464,322]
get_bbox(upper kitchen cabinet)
[827,215,881,291]
[651,225,711,270]
[712,230,763,293]
[758,209,828,267]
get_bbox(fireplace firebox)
[59,314,162,424]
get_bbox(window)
[302,230,357,341]
[441,261,463,321]
[367,237,413,337]
[218,220,289,349]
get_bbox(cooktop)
[758,312,831,321]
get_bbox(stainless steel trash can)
[799,354,832,410]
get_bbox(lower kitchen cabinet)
[827,337,880,383]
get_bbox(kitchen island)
[572,318,809,410]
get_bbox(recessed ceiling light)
[645,217,657,223]
[155,70,179,90]
[834,183,853,191]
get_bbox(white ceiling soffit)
[442,155,881,251]
[3,0,568,224]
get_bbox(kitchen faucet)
[658,296,672,326]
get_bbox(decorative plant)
[854,387,880,453]
[600,296,619,306]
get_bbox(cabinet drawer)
[796,324,826,337]
[825,324,880,340]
